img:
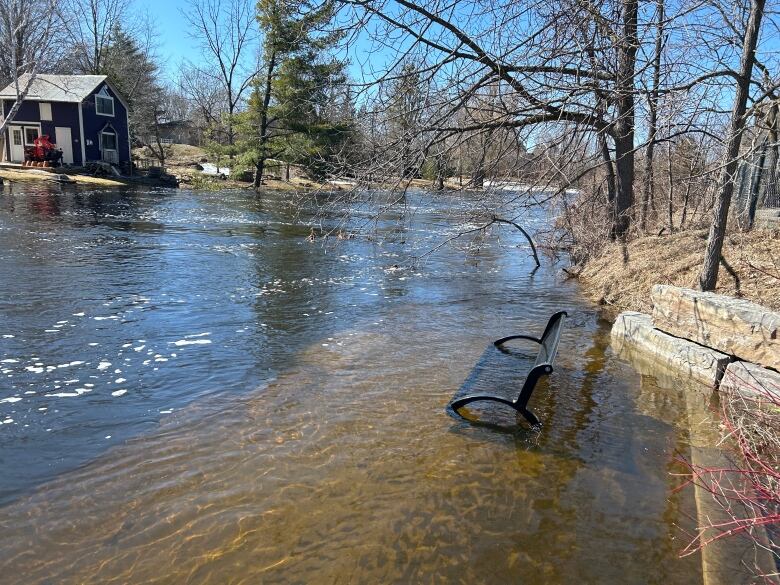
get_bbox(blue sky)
[137,0,201,78]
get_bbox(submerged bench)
[449,311,567,426]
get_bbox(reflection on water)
[0,185,702,583]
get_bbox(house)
[0,74,130,167]
[147,119,201,147]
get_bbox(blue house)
[0,74,130,167]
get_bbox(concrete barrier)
[611,311,732,387]
[720,361,780,402]
[652,285,780,371]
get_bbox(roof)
[0,74,108,103]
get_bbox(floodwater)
[0,184,704,583]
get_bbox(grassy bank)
[578,227,780,315]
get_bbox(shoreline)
[575,227,780,318]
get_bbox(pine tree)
[238,0,352,187]
[99,25,161,148]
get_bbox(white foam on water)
[184,332,211,338]
[2,335,15,338]
[25,366,44,373]
[171,339,212,346]
[45,330,60,333]
[114,369,121,374]
[46,387,91,397]
[94,316,119,321]
[115,378,126,384]
[1,359,18,363]
[122,343,132,348]
[57,361,85,369]
[133,345,146,352]
[0,397,21,403]
[1,418,13,424]
[97,361,111,371]
[111,389,127,397]
[88,343,99,347]
[159,409,173,414]
[72,312,85,317]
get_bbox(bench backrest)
[532,311,567,369]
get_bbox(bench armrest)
[493,334,542,348]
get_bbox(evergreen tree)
[237,0,352,187]
[98,25,162,148]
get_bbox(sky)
[136,0,202,78]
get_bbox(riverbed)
[0,183,703,583]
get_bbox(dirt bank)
[578,227,780,315]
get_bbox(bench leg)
[450,395,541,427]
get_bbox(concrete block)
[611,311,731,387]
[720,360,780,402]
[652,285,780,371]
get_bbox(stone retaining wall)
[612,286,780,400]
[611,311,730,387]
[610,288,780,585]
[651,285,780,371]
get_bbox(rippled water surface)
[0,184,703,583]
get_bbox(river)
[0,183,703,583]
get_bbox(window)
[96,95,114,117]
[39,102,52,121]
[12,130,21,146]
[24,127,39,145]
[101,130,117,151]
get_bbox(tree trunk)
[598,129,617,235]
[666,141,674,233]
[744,138,768,229]
[699,0,765,290]
[611,0,639,239]
[253,51,277,190]
[640,0,664,232]
[435,153,445,190]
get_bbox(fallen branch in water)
[418,215,541,268]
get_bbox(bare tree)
[0,0,61,136]
[182,0,259,157]
[60,0,131,74]
[698,0,766,291]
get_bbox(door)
[8,127,24,162]
[54,127,73,164]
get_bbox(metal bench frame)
[450,311,567,426]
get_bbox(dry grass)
[579,227,780,314]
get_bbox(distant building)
[147,120,201,147]
[0,74,131,166]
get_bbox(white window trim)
[100,128,118,152]
[18,123,42,146]
[39,102,52,121]
[96,94,115,117]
